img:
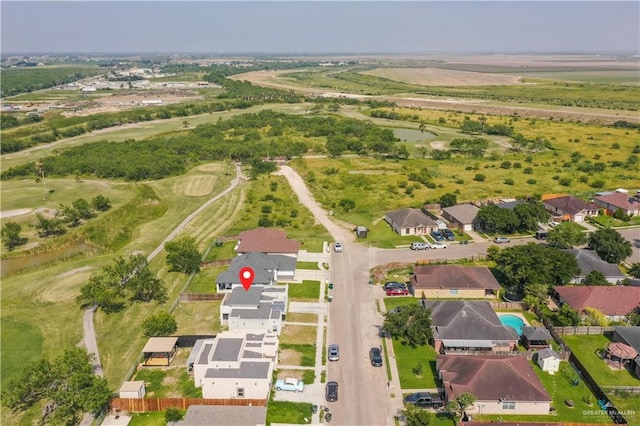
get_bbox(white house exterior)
[191,331,278,400]
[220,286,287,334]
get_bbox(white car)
[548,221,561,228]
[334,242,343,253]
[430,242,448,249]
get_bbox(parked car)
[429,242,448,249]
[328,344,340,361]
[386,287,409,296]
[493,236,510,243]
[430,231,444,241]
[326,381,339,402]
[403,392,444,409]
[334,242,343,253]
[410,242,429,250]
[369,347,383,367]
[442,229,455,241]
[275,378,305,392]
[548,221,561,228]
[384,281,405,291]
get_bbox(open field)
[280,324,317,345]
[362,67,525,86]
[173,300,222,335]
[1,65,104,97]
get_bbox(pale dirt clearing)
[280,324,317,345]
[362,67,524,86]
[0,208,33,219]
[430,141,446,150]
[172,175,217,197]
[279,349,302,366]
[39,269,93,303]
[56,265,93,278]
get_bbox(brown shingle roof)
[437,355,551,403]
[385,208,438,228]
[411,265,501,290]
[554,286,640,316]
[442,204,479,224]
[237,228,300,254]
[594,192,640,211]
[544,195,597,215]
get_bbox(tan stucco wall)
[202,377,271,399]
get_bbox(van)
[535,230,548,240]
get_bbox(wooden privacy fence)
[179,293,225,302]
[110,397,266,413]
[489,301,524,309]
[200,259,232,268]
[553,326,615,336]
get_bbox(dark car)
[403,392,444,409]
[369,347,383,367]
[442,229,455,241]
[384,281,405,291]
[386,287,409,296]
[326,381,338,402]
[430,231,444,241]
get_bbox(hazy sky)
[2,1,639,55]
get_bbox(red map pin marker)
[239,267,255,291]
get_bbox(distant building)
[442,204,480,232]
[236,228,300,257]
[543,195,598,222]
[385,208,438,236]
[593,190,640,217]
[216,252,296,291]
[554,286,640,322]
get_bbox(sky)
[1,1,639,55]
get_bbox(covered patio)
[142,337,178,367]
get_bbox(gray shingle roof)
[442,204,479,224]
[615,327,640,352]
[180,405,267,426]
[217,253,296,285]
[564,248,626,278]
[224,286,264,306]
[537,348,560,360]
[522,326,552,341]
[385,208,438,228]
[211,338,243,361]
[204,361,270,379]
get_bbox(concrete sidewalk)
[379,297,408,421]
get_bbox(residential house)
[564,248,626,284]
[422,300,519,353]
[216,253,296,291]
[410,265,501,299]
[554,286,640,322]
[613,326,640,378]
[437,355,552,415]
[521,326,552,350]
[536,348,561,374]
[543,195,598,222]
[593,190,640,217]
[441,204,480,232]
[179,405,267,426]
[496,199,525,210]
[220,286,287,334]
[190,331,278,399]
[236,228,300,258]
[385,208,439,236]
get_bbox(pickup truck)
[403,392,444,409]
[275,377,305,392]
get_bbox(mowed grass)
[280,324,317,345]
[129,411,173,426]
[266,401,313,426]
[278,344,316,367]
[296,261,320,270]
[286,312,318,323]
[0,319,44,387]
[392,339,439,389]
[286,280,321,302]
[188,266,226,293]
[173,300,222,335]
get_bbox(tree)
[128,267,168,303]
[439,193,457,208]
[583,270,608,286]
[182,120,190,128]
[166,407,184,422]
[446,392,476,421]
[72,198,95,219]
[384,303,433,347]
[33,213,66,237]
[142,311,177,337]
[58,203,82,227]
[165,236,201,274]
[403,403,431,426]
[587,228,632,264]
[547,222,587,248]
[338,198,355,213]
[416,146,428,159]
[1,221,27,250]
[582,307,608,326]
[628,263,640,279]
[91,195,112,211]
[554,304,580,326]
[626,307,640,326]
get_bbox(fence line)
[201,259,232,268]
[110,397,266,413]
[179,293,225,302]
[553,326,615,336]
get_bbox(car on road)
[430,231,444,241]
[410,242,429,250]
[403,392,444,409]
[326,381,338,402]
[383,281,405,291]
[328,344,340,361]
[275,378,305,393]
[369,347,383,367]
[334,242,343,253]
[429,242,448,249]
[493,236,510,243]
[386,287,409,296]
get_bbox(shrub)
[559,178,572,187]
[504,179,515,186]
[523,167,534,174]
[527,179,537,184]
[473,174,486,182]
[165,408,183,422]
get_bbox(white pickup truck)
[274,377,305,392]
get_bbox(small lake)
[392,128,435,142]
[0,242,97,278]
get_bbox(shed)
[537,348,561,374]
[118,380,146,398]
[142,336,178,366]
[354,226,368,238]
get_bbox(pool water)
[499,314,525,336]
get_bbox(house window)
[502,401,515,410]
[237,387,245,398]
[222,313,229,320]
[405,228,410,234]
[449,289,459,295]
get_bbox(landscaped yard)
[286,280,321,302]
[562,334,640,386]
[588,215,640,228]
[383,296,418,312]
[132,353,202,398]
[391,339,439,389]
[188,266,226,293]
[202,240,237,262]
[266,401,313,425]
[296,261,321,270]
[128,411,173,426]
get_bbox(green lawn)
[286,280,321,302]
[296,261,321,270]
[128,411,173,426]
[588,215,640,228]
[266,401,313,425]
[562,335,640,386]
[131,354,201,398]
[0,319,44,387]
[188,267,226,293]
[391,339,439,389]
[279,344,316,367]
[202,241,237,262]
[384,297,418,312]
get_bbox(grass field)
[280,324,317,345]
[128,411,171,426]
[287,280,321,302]
[285,312,317,323]
[266,401,313,425]
[173,300,222,335]
[391,339,439,389]
[278,343,316,367]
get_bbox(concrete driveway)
[272,383,325,404]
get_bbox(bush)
[165,407,183,422]
[504,179,515,186]
[473,174,486,182]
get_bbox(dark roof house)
[217,253,296,290]
[521,326,552,349]
[237,228,300,255]
[385,208,438,236]
[554,286,640,320]
[543,195,598,222]
[564,248,626,283]
[411,265,501,292]
[613,327,640,353]
[593,191,640,216]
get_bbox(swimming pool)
[499,314,525,336]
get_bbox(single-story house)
[593,190,640,217]
[536,348,561,374]
[385,208,439,236]
[191,331,278,399]
[217,252,296,291]
[410,265,501,299]
[554,286,640,322]
[236,228,300,258]
[496,199,525,210]
[220,286,287,334]
[521,326,553,350]
[442,204,480,232]
[437,355,552,415]
[141,336,178,367]
[422,300,519,353]
[564,248,626,284]
[543,195,599,222]
[613,326,640,377]
[178,405,267,426]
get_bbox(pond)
[392,128,436,142]
[0,242,97,277]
